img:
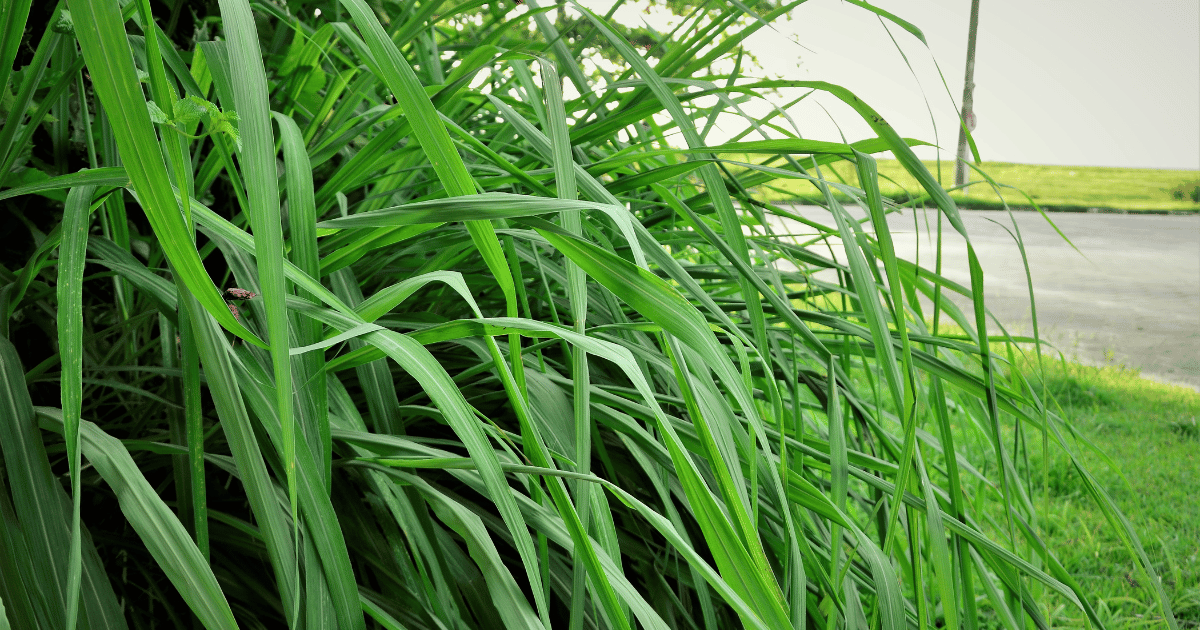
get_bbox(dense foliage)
[0,0,1177,628]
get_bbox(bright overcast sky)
[577,0,1199,170]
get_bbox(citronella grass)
[0,0,1180,629]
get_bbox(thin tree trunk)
[955,0,982,190]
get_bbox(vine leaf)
[146,95,241,150]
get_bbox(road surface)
[771,206,1200,390]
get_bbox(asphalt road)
[772,206,1200,390]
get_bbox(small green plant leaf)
[146,101,170,124]
[52,9,74,35]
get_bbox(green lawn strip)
[854,317,1198,628]
[729,156,1200,213]
[1006,360,1200,628]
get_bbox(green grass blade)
[0,339,70,628]
[564,25,813,611]
[532,227,792,629]
[0,483,41,630]
[274,111,331,489]
[0,14,60,188]
[0,168,128,202]
[66,0,264,346]
[0,0,32,113]
[0,338,130,630]
[226,344,368,630]
[177,302,209,560]
[188,295,301,620]
[542,58,602,630]
[56,185,97,630]
[317,309,553,625]
[0,36,82,186]
[36,408,238,630]
[210,0,314,620]
[334,0,521,351]
[417,478,544,630]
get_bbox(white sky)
[576,0,1200,170]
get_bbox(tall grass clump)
[0,0,1178,628]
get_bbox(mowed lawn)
[740,157,1200,213]
[1020,361,1200,626]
